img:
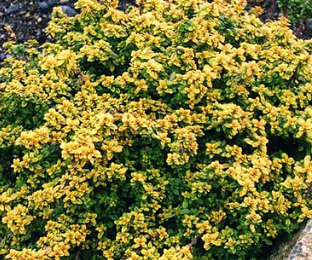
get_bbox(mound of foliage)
[1,0,312,259]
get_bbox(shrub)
[1,0,312,259]
[277,0,312,26]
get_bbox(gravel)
[0,0,77,57]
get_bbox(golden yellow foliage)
[0,0,312,259]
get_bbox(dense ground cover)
[1,0,312,259]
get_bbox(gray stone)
[6,3,21,14]
[39,2,49,10]
[268,237,297,260]
[268,220,312,260]
[59,0,70,4]
[47,0,57,6]
[286,220,312,260]
[0,53,6,62]
[306,19,312,31]
[59,5,77,17]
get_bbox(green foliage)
[277,0,312,25]
[1,0,312,259]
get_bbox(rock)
[59,5,77,17]
[59,0,70,4]
[286,220,312,260]
[306,19,312,31]
[6,3,21,14]
[0,53,6,62]
[47,0,57,6]
[39,2,50,10]
[268,220,312,260]
[268,237,297,260]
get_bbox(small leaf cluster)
[1,0,312,259]
[277,0,312,26]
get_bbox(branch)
[75,249,80,260]
[186,234,201,249]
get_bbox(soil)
[0,0,312,60]
[0,0,77,55]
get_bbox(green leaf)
[180,209,190,214]
[164,212,175,219]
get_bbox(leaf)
[180,209,190,214]
[164,212,174,219]
[172,189,179,195]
